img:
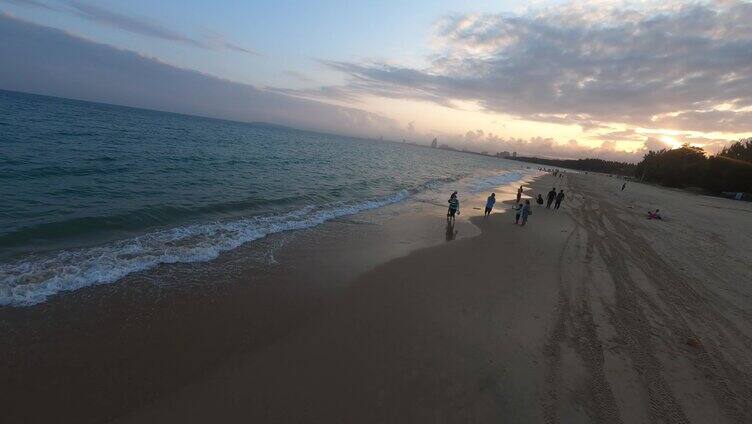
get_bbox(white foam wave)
[0,191,412,307]
[0,171,534,307]
[469,171,526,193]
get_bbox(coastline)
[0,170,536,423]
[116,172,752,423]
[4,172,752,423]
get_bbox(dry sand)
[112,173,752,424]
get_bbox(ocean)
[0,90,533,306]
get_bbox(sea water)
[0,90,533,306]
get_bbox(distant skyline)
[2,0,752,160]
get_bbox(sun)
[660,136,682,149]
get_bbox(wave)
[4,165,130,180]
[469,171,526,193]
[56,131,96,136]
[86,156,118,162]
[0,177,461,307]
[0,196,305,249]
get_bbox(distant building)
[496,151,511,158]
[512,151,517,157]
[431,137,438,148]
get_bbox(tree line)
[512,156,636,176]
[634,138,752,194]
[510,138,751,195]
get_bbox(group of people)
[545,187,566,209]
[446,184,566,228]
[512,186,532,226]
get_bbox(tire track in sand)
[543,175,752,423]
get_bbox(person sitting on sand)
[536,194,544,206]
[484,193,496,217]
[554,190,565,210]
[520,199,532,226]
[516,186,523,203]
[546,187,556,208]
[647,209,662,220]
[447,193,460,220]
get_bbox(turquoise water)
[0,90,529,306]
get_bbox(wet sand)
[111,172,752,423]
[0,175,489,424]
[5,172,752,423]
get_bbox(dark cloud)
[0,0,258,54]
[319,0,752,134]
[64,1,203,46]
[0,14,397,138]
[652,110,752,133]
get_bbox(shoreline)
[113,174,569,423]
[4,172,751,423]
[117,172,752,423]
[0,166,535,306]
[0,171,537,423]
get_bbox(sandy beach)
[4,172,752,423]
[5,1,752,422]
[106,172,751,423]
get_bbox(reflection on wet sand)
[445,220,457,241]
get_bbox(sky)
[1,0,752,161]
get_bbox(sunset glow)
[2,0,752,161]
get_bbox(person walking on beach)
[484,193,496,217]
[516,186,523,204]
[513,201,522,224]
[447,192,460,221]
[621,182,626,191]
[554,190,565,210]
[536,194,544,206]
[546,187,556,208]
[520,199,532,226]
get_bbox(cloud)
[430,125,741,162]
[1,0,258,54]
[300,60,456,107]
[451,130,645,162]
[1,0,58,11]
[0,13,397,138]
[64,1,204,46]
[317,0,752,135]
[597,129,644,142]
[200,29,260,55]
[283,70,315,83]
[651,110,752,133]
